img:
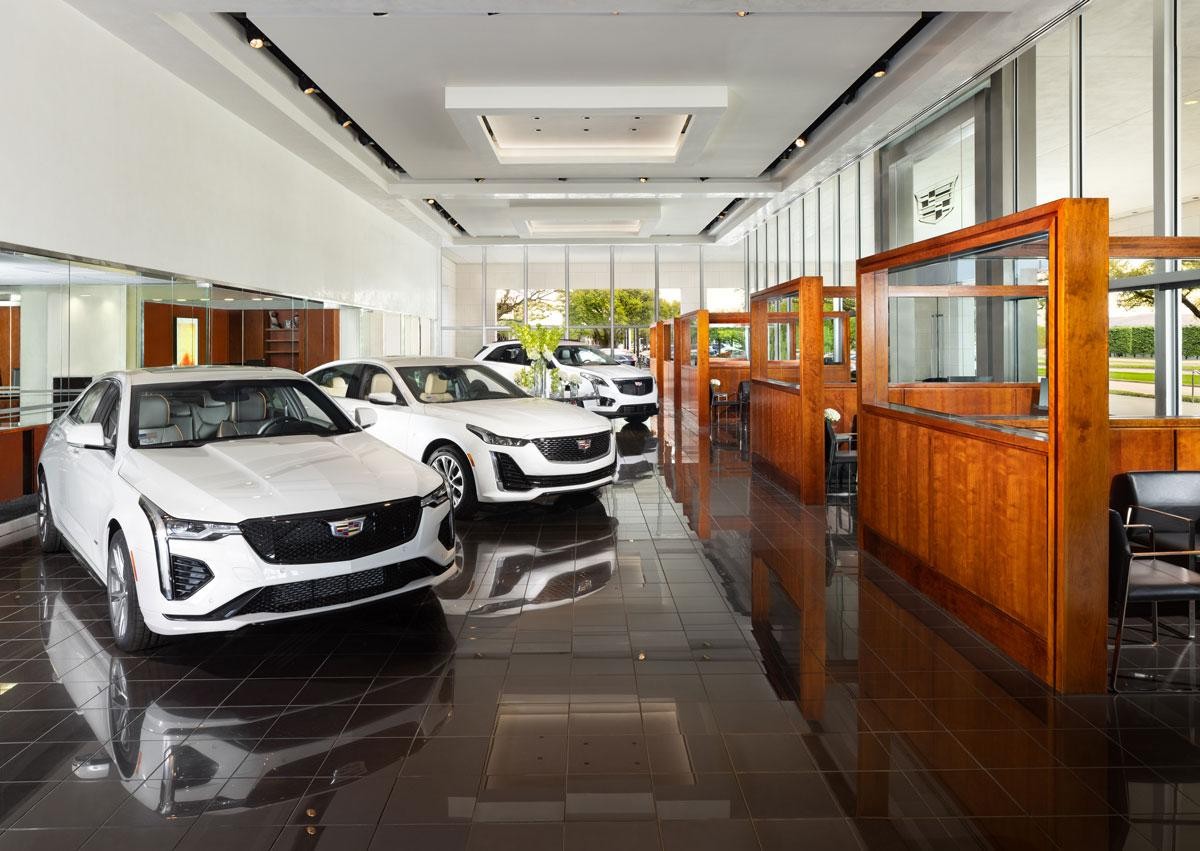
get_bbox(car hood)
[121,431,442,522]
[417,398,612,439]
[574,364,654,381]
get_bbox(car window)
[394,364,527,403]
[308,363,359,398]
[130,379,356,448]
[485,344,531,366]
[356,366,404,403]
[94,383,121,445]
[69,382,109,423]
[558,346,616,366]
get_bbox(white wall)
[0,0,439,320]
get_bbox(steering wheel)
[257,416,301,436]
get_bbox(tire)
[428,445,479,520]
[37,473,64,553]
[107,530,162,652]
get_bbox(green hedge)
[1110,325,1200,359]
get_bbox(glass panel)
[0,250,70,426]
[613,245,656,360]
[526,245,566,328]
[824,317,846,365]
[657,244,697,319]
[757,226,768,291]
[820,178,837,283]
[447,246,484,332]
[803,192,819,277]
[1083,0,1155,235]
[709,324,748,361]
[839,167,858,286]
[702,243,747,312]
[1182,2,1200,236]
[567,246,610,346]
[887,234,1050,287]
[1033,26,1072,205]
[789,199,804,279]
[766,212,779,286]
[859,155,876,264]
[487,245,524,325]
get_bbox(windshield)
[130,379,356,448]
[556,345,617,366]
[393,364,527,403]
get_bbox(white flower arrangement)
[709,378,721,388]
[824,408,842,423]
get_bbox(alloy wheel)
[431,455,465,507]
[107,541,129,640]
[37,487,48,540]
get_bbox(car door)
[64,380,122,568]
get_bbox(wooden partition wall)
[672,310,750,428]
[749,277,825,504]
[857,198,1110,694]
[653,319,674,412]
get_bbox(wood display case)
[856,198,1110,693]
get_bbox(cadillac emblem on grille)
[576,438,592,452]
[328,517,366,538]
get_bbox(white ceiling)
[63,0,1070,245]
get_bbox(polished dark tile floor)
[1,416,1200,849]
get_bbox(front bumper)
[130,503,456,634]
[587,399,659,419]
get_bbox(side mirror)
[354,407,378,429]
[367,391,397,406]
[65,421,109,449]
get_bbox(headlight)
[139,498,239,601]
[421,483,449,508]
[581,371,609,387]
[465,424,529,447]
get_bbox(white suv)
[475,340,658,422]
[36,366,456,651]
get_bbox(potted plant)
[505,321,563,398]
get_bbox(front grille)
[532,431,611,462]
[531,562,612,604]
[170,555,213,600]
[239,499,421,564]
[230,558,444,618]
[494,453,616,491]
[613,378,654,396]
[614,403,657,416]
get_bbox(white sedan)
[475,340,658,422]
[36,366,457,651]
[306,357,616,517]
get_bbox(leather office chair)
[1108,509,1200,691]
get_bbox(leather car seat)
[421,372,454,403]
[232,390,271,435]
[137,395,183,446]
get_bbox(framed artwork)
[175,316,199,367]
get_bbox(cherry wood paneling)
[143,302,208,367]
[0,306,19,387]
[887,383,1040,416]
[709,361,750,396]
[0,430,21,501]
[823,383,857,428]
[242,310,265,363]
[750,380,805,493]
[1110,427,1175,475]
[679,364,700,422]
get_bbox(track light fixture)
[340,116,354,129]
[736,10,749,17]
[299,76,319,95]
[872,63,888,78]
[638,177,648,183]
[795,136,806,148]
[425,198,436,205]
[474,177,486,183]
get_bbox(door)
[64,380,121,568]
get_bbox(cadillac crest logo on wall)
[915,177,957,225]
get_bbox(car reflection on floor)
[614,420,658,482]
[438,497,618,618]
[39,571,455,822]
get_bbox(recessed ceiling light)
[373,10,389,16]
[631,128,638,132]
[736,10,749,17]
[533,116,541,120]
[583,128,590,131]
[223,297,235,302]
[535,128,542,132]
[251,297,263,301]
[795,136,807,148]
[425,198,436,205]
[638,177,648,183]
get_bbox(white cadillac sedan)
[36,366,456,651]
[475,340,658,422]
[306,357,616,517]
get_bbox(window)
[484,343,531,365]
[394,364,525,403]
[308,363,360,398]
[70,382,109,423]
[357,366,402,402]
[556,345,616,367]
[96,384,121,444]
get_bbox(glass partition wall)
[0,245,422,428]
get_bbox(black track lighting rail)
[761,11,939,176]
[228,13,406,176]
[423,199,468,235]
[702,199,744,235]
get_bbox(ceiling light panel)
[446,85,725,166]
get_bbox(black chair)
[1108,509,1200,691]
[710,380,750,446]
[825,419,857,496]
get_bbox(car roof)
[108,366,305,386]
[384,356,481,367]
